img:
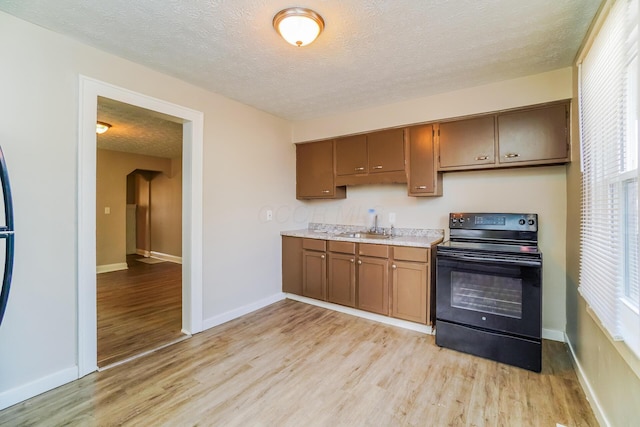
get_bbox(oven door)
[436,251,541,339]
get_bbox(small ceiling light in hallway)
[96,121,112,134]
[273,7,324,47]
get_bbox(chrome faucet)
[370,214,379,233]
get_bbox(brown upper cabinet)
[437,100,570,171]
[368,129,406,173]
[335,129,406,186]
[497,103,569,165]
[407,124,442,197]
[439,116,496,170]
[336,134,367,176]
[296,140,346,200]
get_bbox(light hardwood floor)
[97,254,185,367]
[0,300,597,426]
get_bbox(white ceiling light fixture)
[273,7,324,47]
[96,121,112,134]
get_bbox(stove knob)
[452,218,458,223]
[528,219,535,226]
[459,218,465,223]
[519,219,526,225]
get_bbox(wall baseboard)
[136,249,150,257]
[542,328,565,342]
[96,262,128,274]
[0,366,77,411]
[565,333,610,427]
[202,293,286,331]
[285,294,434,335]
[150,251,182,264]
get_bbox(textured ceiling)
[0,0,600,121]
[97,97,182,159]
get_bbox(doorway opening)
[78,76,204,377]
[95,114,185,367]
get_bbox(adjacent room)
[0,1,638,426]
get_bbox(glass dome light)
[273,8,324,47]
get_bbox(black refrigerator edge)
[0,145,15,326]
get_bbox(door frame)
[77,76,204,377]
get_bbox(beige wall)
[291,68,572,335]
[96,149,172,266]
[564,21,640,427]
[0,11,293,399]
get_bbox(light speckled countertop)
[281,223,444,248]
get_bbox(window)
[579,0,640,357]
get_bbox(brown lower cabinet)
[357,243,390,315]
[327,241,357,307]
[282,236,438,325]
[302,238,327,300]
[282,236,303,295]
[391,246,432,324]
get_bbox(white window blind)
[579,0,640,355]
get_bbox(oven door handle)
[437,252,542,267]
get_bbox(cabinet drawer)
[328,240,356,254]
[393,246,429,263]
[359,243,389,258]
[303,238,326,251]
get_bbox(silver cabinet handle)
[350,259,355,263]
[354,167,365,171]
[321,190,330,194]
[373,165,383,170]
[504,153,520,158]
[357,260,362,265]
[392,264,397,269]
[414,185,427,190]
[320,255,325,259]
[475,155,488,161]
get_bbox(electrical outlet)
[104,207,110,214]
[389,212,396,224]
[266,210,273,221]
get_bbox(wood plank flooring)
[97,255,185,367]
[0,300,597,426]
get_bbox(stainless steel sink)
[337,232,391,240]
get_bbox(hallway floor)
[97,254,185,368]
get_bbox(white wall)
[0,11,295,404]
[291,68,572,337]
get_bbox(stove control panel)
[450,213,537,232]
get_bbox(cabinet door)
[391,260,428,324]
[439,116,496,169]
[336,135,367,176]
[282,236,303,295]
[498,103,569,165]
[302,250,326,300]
[368,128,405,173]
[296,141,344,199]
[358,256,389,315]
[407,124,441,196]
[327,252,356,307]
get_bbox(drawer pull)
[414,185,427,190]
[350,259,355,263]
[373,165,383,170]
[504,153,520,158]
[320,255,325,259]
[357,260,362,265]
[321,190,331,194]
[475,155,488,161]
[392,264,397,269]
[354,167,365,171]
